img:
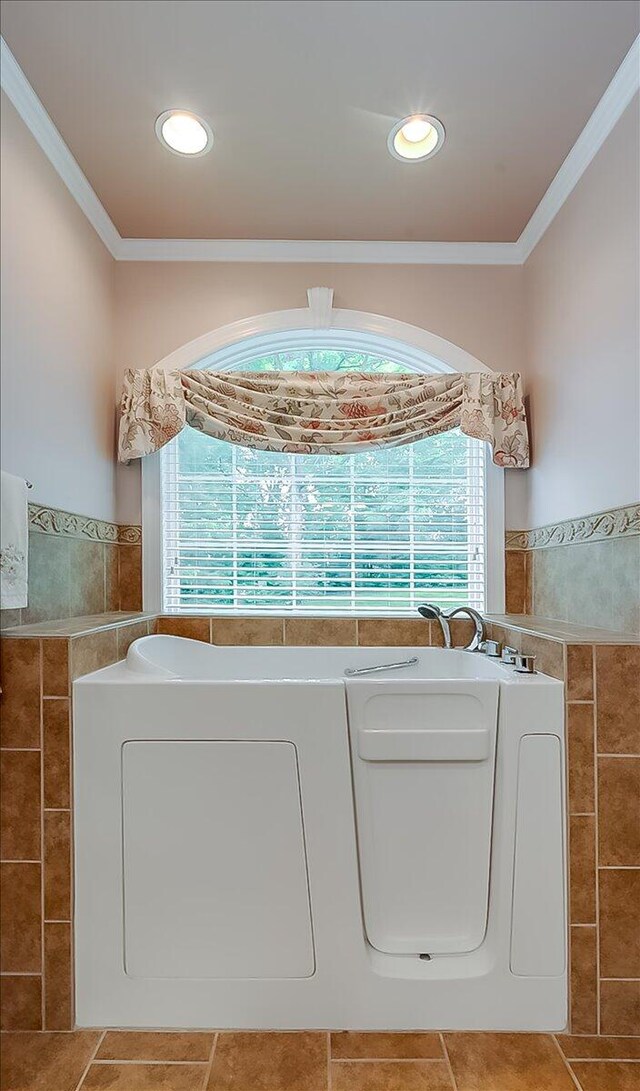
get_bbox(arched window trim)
[142,308,504,616]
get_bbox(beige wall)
[524,94,640,530]
[0,94,117,522]
[114,261,527,523]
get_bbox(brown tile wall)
[0,621,149,1030]
[2,615,638,1038]
[0,531,142,630]
[488,625,640,1035]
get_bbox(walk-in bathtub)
[74,635,566,1030]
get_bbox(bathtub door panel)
[347,681,498,956]
[122,740,314,979]
[510,734,566,977]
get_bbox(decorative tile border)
[506,503,640,551]
[28,504,141,545]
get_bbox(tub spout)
[417,604,486,651]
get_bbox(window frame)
[142,326,505,616]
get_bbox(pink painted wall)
[0,93,117,522]
[523,94,640,529]
[113,261,527,523]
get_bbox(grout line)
[551,1035,585,1091]
[201,1032,218,1090]
[596,753,640,758]
[72,1029,107,1091]
[439,1033,459,1091]
[0,859,42,864]
[600,976,640,982]
[330,1058,451,1064]
[598,865,640,870]
[90,1059,209,1066]
[0,971,42,977]
[0,747,43,752]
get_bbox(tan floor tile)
[557,1035,640,1059]
[97,1031,214,1062]
[570,1061,640,1090]
[81,1063,206,1089]
[0,976,42,1031]
[0,1031,100,1091]
[444,1033,577,1090]
[331,1060,452,1090]
[0,749,41,860]
[206,1032,327,1089]
[600,980,640,1036]
[331,1032,443,1059]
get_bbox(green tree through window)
[161,349,485,614]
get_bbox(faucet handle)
[501,645,519,664]
[478,639,502,657]
[514,654,537,674]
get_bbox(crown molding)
[1,33,638,266]
[0,37,121,256]
[518,34,640,261]
[115,236,522,264]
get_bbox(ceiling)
[1,0,638,242]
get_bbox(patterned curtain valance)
[118,367,530,468]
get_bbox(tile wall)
[0,505,143,630]
[0,617,152,1030]
[488,619,640,1036]
[505,503,640,634]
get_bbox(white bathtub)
[74,635,567,1030]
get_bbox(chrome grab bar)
[344,656,419,677]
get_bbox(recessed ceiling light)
[155,110,213,157]
[387,114,445,162]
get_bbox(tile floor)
[1,1030,639,1091]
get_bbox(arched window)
[147,336,503,616]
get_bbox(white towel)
[0,471,29,609]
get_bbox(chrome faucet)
[418,603,486,651]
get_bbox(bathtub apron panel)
[346,681,499,956]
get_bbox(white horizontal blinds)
[161,419,486,616]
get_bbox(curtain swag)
[118,367,530,468]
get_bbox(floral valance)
[118,367,530,467]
